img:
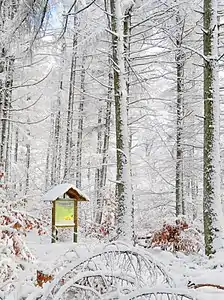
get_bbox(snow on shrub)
[0,193,47,294]
[40,241,174,299]
[150,218,203,253]
[85,193,116,240]
[85,219,115,240]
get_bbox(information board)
[55,200,74,226]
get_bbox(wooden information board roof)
[42,183,89,202]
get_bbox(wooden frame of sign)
[46,185,89,244]
[52,198,78,243]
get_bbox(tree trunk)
[94,0,113,225]
[101,71,113,189]
[25,124,31,195]
[51,42,65,186]
[45,143,50,191]
[110,0,133,241]
[53,83,62,184]
[14,126,18,164]
[76,56,85,189]
[0,54,14,183]
[190,146,198,220]
[94,106,103,222]
[95,70,113,224]
[203,0,223,256]
[64,17,77,181]
[175,1,185,217]
[48,106,55,188]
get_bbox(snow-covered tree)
[203,0,224,256]
[110,0,134,240]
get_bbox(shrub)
[150,218,202,253]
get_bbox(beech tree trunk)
[94,106,103,222]
[95,0,113,224]
[64,16,77,181]
[110,0,133,241]
[203,0,223,256]
[174,1,185,217]
[25,123,31,195]
[51,41,65,186]
[95,69,113,224]
[0,52,14,183]
[76,56,85,189]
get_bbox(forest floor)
[10,232,224,299]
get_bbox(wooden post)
[51,201,57,243]
[73,200,78,243]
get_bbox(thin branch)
[2,115,50,125]
[218,51,224,61]
[63,0,97,16]
[105,28,119,37]
[188,281,224,290]
[59,0,78,39]
[9,95,43,112]
[182,45,208,61]
[12,68,52,89]
[31,0,49,47]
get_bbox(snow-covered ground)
[150,248,224,299]
[6,233,224,299]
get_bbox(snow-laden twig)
[41,241,174,299]
[53,270,137,300]
[119,287,199,299]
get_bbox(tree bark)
[203,0,223,256]
[175,5,185,216]
[94,0,113,225]
[25,123,31,195]
[95,70,113,224]
[51,41,65,186]
[0,53,14,183]
[76,56,85,189]
[110,0,133,241]
[94,106,103,222]
[64,16,77,181]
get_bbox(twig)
[188,281,224,290]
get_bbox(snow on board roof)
[42,183,89,202]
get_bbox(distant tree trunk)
[12,126,19,190]
[48,105,55,188]
[14,127,18,164]
[190,145,198,220]
[188,69,198,220]
[76,56,85,189]
[5,112,12,184]
[49,41,65,186]
[94,0,113,225]
[175,2,185,216]
[124,5,134,235]
[0,53,14,183]
[95,70,113,224]
[203,0,223,256]
[52,80,62,184]
[110,0,133,241]
[94,106,103,221]
[101,71,113,189]
[25,124,31,196]
[124,7,132,97]
[64,17,77,181]
[45,144,50,191]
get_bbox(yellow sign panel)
[55,200,74,226]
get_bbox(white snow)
[42,183,90,202]
[9,238,224,300]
